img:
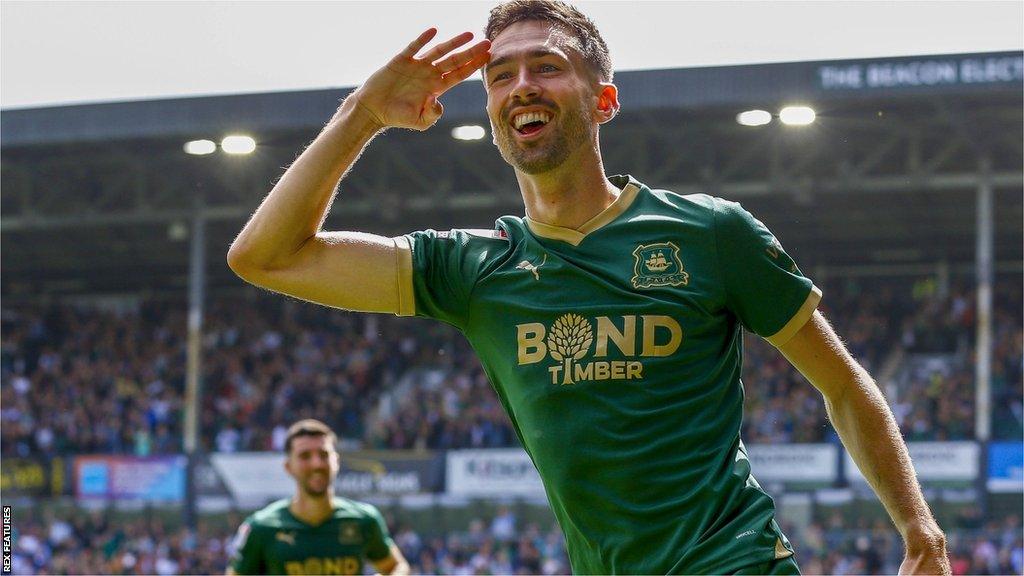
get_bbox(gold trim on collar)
[525,181,640,246]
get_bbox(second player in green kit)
[228,420,409,575]
[230,498,396,576]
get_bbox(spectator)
[3,278,1019,455]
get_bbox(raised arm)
[776,311,950,575]
[227,29,490,312]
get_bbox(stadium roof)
[2,52,1022,298]
[3,51,1021,146]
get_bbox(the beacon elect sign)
[818,54,1023,90]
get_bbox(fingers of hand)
[433,39,491,73]
[400,28,438,58]
[441,49,491,90]
[419,31,475,64]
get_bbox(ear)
[594,83,619,125]
[284,458,294,479]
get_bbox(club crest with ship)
[631,242,690,289]
[339,522,363,545]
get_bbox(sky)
[2,1,1021,110]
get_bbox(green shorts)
[733,554,801,575]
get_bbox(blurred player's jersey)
[397,175,820,574]
[229,497,393,575]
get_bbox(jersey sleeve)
[362,504,396,561]
[393,229,505,328]
[713,198,821,347]
[228,518,264,575]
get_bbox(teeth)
[513,111,552,130]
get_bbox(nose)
[510,67,541,103]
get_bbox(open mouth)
[511,111,552,137]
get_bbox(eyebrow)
[486,48,565,75]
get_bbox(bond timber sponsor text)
[516,314,683,385]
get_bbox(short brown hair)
[485,0,613,83]
[284,419,337,454]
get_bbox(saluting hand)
[353,28,491,131]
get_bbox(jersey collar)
[524,175,641,246]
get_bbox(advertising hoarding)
[446,449,545,497]
[987,442,1023,493]
[74,456,186,501]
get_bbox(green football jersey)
[229,497,394,575]
[396,175,820,574]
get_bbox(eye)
[538,63,559,72]
[490,71,511,84]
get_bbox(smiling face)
[484,20,600,175]
[285,434,339,498]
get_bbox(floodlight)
[736,110,772,127]
[221,135,257,154]
[183,139,216,155]
[167,221,189,241]
[451,125,487,141]
[779,106,816,126]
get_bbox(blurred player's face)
[285,435,339,498]
[485,20,597,174]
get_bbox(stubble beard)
[302,484,328,498]
[301,472,332,498]
[494,96,592,175]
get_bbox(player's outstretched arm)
[227,29,490,312]
[776,311,951,575]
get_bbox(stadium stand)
[10,504,1022,574]
[5,277,1019,457]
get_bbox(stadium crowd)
[2,277,1021,457]
[787,512,1024,575]
[10,505,1023,575]
[742,279,1023,444]
[892,280,1022,442]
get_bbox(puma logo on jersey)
[516,254,547,280]
[276,531,296,545]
